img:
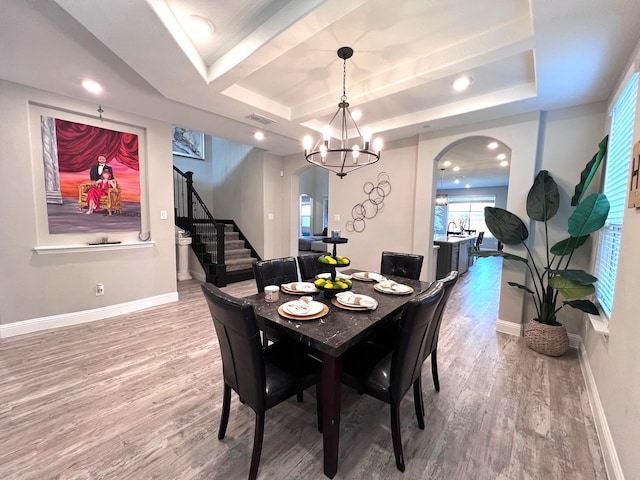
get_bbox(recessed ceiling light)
[443,160,451,167]
[188,14,215,38]
[497,153,507,160]
[351,110,362,121]
[82,79,102,94]
[487,142,499,150]
[253,131,264,140]
[454,179,460,184]
[452,76,473,91]
[453,166,460,172]
[500,160,509,167]
[465,184,471,189]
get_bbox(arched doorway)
[432,135,511,283]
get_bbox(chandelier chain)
[342,57,347,103]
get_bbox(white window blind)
[594,73,639,317]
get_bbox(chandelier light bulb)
[352,144,360,163]
[303,135,312,153]
[320,144,327,161]
[323,125,332,143]
[373,137,383,154]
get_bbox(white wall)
[0,80,177,327]
[208,138,266,258]
[328,141,419,273]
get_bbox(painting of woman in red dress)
[86,170,117,214]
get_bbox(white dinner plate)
[282,300,323,316]
[335,292,378,309]
[374,281,413,294]
[352,272,383,282]
[281,282,318,293]
[316,272,352,280]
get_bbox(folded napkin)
[336,292,377,310]
[287,282,316,292]
[288,296,313,314]
[378,280,408,292]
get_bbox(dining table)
[243,268,433,478]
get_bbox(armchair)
[78,182,122,216]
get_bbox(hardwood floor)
[0,257,606,479]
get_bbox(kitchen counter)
[433,235,476,279]
[433,234,476,243]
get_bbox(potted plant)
[475,137,610,356]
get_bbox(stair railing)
[174,166,227,283]
[173,166,261,285]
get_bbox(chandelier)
[303,46,382,178]
[436,168,448,206]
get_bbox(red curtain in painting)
[55,119,139,171]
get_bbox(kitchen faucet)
[447,221,458,235]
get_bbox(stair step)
[199,232,241,242]
[204,239,245,251]
[224,257,257,272]
[225,248,252,260]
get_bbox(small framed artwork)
[172,126,205,159]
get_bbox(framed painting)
[39,115,142,234]
[172,126,205,159]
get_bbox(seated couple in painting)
[85,169,117,214]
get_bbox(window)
[594,73,639,318]
[447,195,496,234]
[300,194,312,236]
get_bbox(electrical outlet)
[160,210,168,220]
[96,283,104,296]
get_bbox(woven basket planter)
[524,319,569,357]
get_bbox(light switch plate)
[333,214,340,221]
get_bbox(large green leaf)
[527,170,559,221]
[550,235,589,256]
[548,276,596,299]
[571,135,608,206]
[564,300,600,315]
[547,269,598,284]
[507,281,535,295]
[484,207,529,245]
[568,193,610,237]
[472,250,529,263]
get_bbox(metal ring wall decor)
[345,172,391,233]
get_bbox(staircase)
[174,166,260,286]
[191,222,257,283]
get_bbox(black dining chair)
[252,257,300,347]
[297,253,334,280]
[474,231,485,251]
[419,270,458,393]
[341,281,444,472]
[380,251,424,281]
[252,256,299,292]
[201,283,322,480]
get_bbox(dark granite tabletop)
[244,269,433,357]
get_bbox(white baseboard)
[190,270,206,283]
[578,340,626,480]
[496,318,522,336]
[0,292,179,339]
